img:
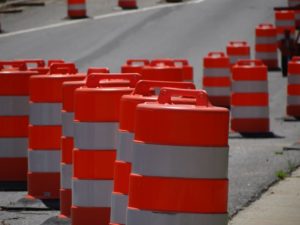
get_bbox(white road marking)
[0,0,205,38]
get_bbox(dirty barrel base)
[1,195,60,210]
[0,181,27,191]
[283,115,300,122]
[40,215,71,225]
[229,131,281,139]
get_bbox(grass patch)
[274,151,283,155]
[276,170,288,180]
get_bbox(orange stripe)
[30,75,85,102]
[129,174,228,213]
[288,85,300,95]
[73,149,116,179]
[141,67,183,82]
[231,93,268,106]
[287,106,300,116]
[255,44,277,52]
[232,68,267,80]
[0,116,28,136]
[29,125,61,149]
[0,71,37,95]
[231,119,269,133]
[60,188,72,218]
[135,106,229,146]
[75,88,133,121]
[27,172,60,199]
[61,137,73,164]
[0,158,27,181]
[71,206,110,225]
[113,161,131,194]
[208,96,230,107]
[203,77,231,86]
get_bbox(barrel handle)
[174,59,191,66]
[158,88,210,106]
[150,59,175,67]
[208,52,226,58]
[0,60,27,71]
[236,59,264,66]
[127,59,150,66]
[87,67,110,75]
[18,59,45,68]
[258,23,274,29]
[133,80,195,96]
[47,59,65,67]
[229,41,248,46]
[49,63,78,74]
[86,73,141,88]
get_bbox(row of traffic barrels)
[0,59,229,225]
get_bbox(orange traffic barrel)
[72,73,140,225]
[118,0,137,9]
[110,80,195,225]
[255,24,279,70]
[226,41,250,67]
[231,60,270,133]
[68,0,87,19]
[0,60,27,71]
[121,59,150,74]
[275,10,295,41]
[60,68,110,219]
[28,63,85,200]
[127,88,229,225]
[203,52,231,108]
[287,57,300,118]
[0,70,39,182]
[141,59,184,81]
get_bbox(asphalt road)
[1,0,300,224]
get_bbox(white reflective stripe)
[229,55,250,64]
[255,52,278,60]
[132,143,228,179]
[28,150,60,172]
[0,138,27,157]
[256,37,277,45]
[62,112,74,137]
[0,96,29,116]
[72,179,113,207]
[74,122,118,150]
[288,96,300,105]
[61,164,72,189]
[231,106,269,119]
[288,75,300,84]
[68,4,86,11]
[203,68,230,77]
[204,87,231,96]
[30,103,62,125]
[232,81,268,93]
[276,20,295,27]
[117,131,134,162]
[111,193,128,224]
[127,209,228,225]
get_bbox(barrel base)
[287,106,300,119]
[28,172,60,199]
[208,96,230,108]
[71,206,110,225]
[0,158,27,182]
[40,215,70,225]
[119,1,138,9]
[231,118,269,134]
[60,188,72,218]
